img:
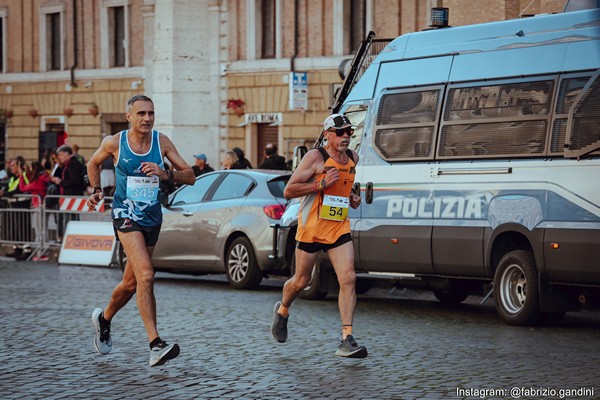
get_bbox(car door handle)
[366,182,373,204]
[183,212,194,217]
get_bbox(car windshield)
[267,176,289,198]
[171,173,220,206]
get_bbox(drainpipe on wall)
[70,0,78,88]
[290,0,298,72]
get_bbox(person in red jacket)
[19,162,49,247]
[19,162,49,208]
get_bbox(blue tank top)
[111,129,164,226]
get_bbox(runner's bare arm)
[283,150,324,200]
[158,134,195,185]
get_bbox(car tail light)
[263,204,286,219]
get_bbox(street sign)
[289,72,308,110]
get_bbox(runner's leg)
[109,230,159,342]
[327,241,356,327]
[281,247,320,307]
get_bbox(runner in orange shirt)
[271,114,367,358]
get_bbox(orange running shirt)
[296,149,356,244]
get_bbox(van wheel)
[290,254,329,300]
[494,250,541,325]
[355,278,373,295]
[225,237,262,290]
[433,290,469,304]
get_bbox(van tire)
[494,250,541,326]
[433,289,469,304]
[290,254,329,300]
[355,278,373,295]
[225,237,262,290]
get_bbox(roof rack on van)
[331,32,392,115]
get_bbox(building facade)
[0,0,565,170]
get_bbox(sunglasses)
[329,127,354,137]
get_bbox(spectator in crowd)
[50,145,86,195]
[19,161,49,248]
[0,157,32,258]
[72,144,86,165]
[0,157,12,182]
[192,153,214,177]
[41,148,54,172]
[221,150,238,170]
[232,147,252,169]
[0,156,29,199]
[18,161,49,209]
[258,143,288,170]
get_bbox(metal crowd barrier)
[0,194,113,261]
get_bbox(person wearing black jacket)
[258,143,288,170]
[50,144,86,195]
[232,147,252,169]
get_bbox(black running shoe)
[149,341,180,367]
[335,335,368,358]
[271,301,288,343]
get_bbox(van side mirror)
[292,145,308,171]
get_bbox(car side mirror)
[158,191,170,207]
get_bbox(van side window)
[550,74,592,154]
[565,73,600,157]
[373,89,441,160]
[438,79,554,158]
[344,104,368,153]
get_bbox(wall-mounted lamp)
[131,80,142,89]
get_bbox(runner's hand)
[140,162,167,179]
[350,192,361,209]
[323,167,339,188]
[87,192,104,211]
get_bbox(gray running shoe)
[335,335,368,358]
[271,301,288,343]
[91,308,112,355]
[149,341,180,367]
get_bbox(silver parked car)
[118,169,291,289]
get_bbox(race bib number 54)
[320,195,349,221]
[126,176,159,201]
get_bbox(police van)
[277,2,600,325]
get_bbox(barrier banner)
[58,221,116,266]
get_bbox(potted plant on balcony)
[89,102,99,117]
[0,109,13,124]
[28,108,39,118]
[63,107,74,117]
[226,98,245,117]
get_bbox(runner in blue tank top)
[85,95,195,367]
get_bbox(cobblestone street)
[1,260,598,399]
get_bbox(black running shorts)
[297,233,352,254]
[113,218,161,247]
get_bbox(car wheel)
[225,237,262,290]
[290,253,329,300]
[433,289,469,304]
[494,250,541,326]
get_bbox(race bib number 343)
[320,195,349,221]
[126,176,159,201]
